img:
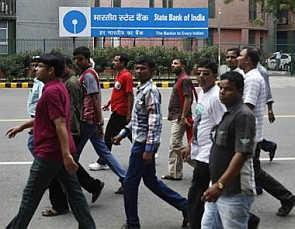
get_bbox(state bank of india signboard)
[59,7,208,38]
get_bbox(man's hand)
[102,103,110,111]
[63,154,79,175]
[180,117,192,127]
[181,145,191,161]
[202,183,223,202]
[113,135,123,145]
[6,126,23,138]
[143,152,154,164]
[268,111,275,123]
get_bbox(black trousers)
[254,142,293,204]
[49,135,103,211]
[187,160,210,229]
[97,112,132,165]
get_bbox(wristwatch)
[217,181,224,190]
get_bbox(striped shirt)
[119,79,162,153]
[257,63,274,103]
[243,68,266,142]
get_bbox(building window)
[249,30,256,45]
[113,0,121,7]
[249,0,257,20]
[149,0,154,8]
[0,21,8,54]
[95,0,100,7]
[208,0,215,18]
[163,0,173,8]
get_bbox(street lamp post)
[218,8,222,77]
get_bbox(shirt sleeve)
[145,90,162,153]
[83,73,99,95]
[210,95,226,125]
[243,77,260,107]
[181,78,193,97]
[123,72,134,94]
[46,89,66,121]
[234,112,256,155]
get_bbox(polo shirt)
[209,102,256,196]
[34,79,76,162]
[110,69,133,116]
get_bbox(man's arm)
[6,119,34,138]
[54,117,78,175]
[202,152,248,202]
[126,92,133,122]
[267,102,275,123]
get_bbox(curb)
[0,81,177,89]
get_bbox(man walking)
[113,56,188,229]
[89,53,133,173]
[201,71,256,229]
[162,58,194,180]
[5,53,96,229]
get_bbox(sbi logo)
[63,10,87,34]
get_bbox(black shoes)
[269,143,277,162]
[248,213,260,229]
[92,181,104,203]
[115,185,124,195]
[182,209,189,228]
[277,196,295,217]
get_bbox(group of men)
[4,45,295,229]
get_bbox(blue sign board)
[59,7,208,38]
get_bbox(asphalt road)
[1,76,295,228]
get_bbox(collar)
[226,99,243,113]
[137,79,153,92]
[44,79,61,88]
[244,68,258,77]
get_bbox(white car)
[266,52,292,71]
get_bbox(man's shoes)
[92,181,104,203]
[256,186,263,195]
[41,207,69,217]
[121,223,140,229]
[115,185,124,195]
[277,196,295,217]
[89,162,110,171]
[182,209,189,228]
[248,213,260,229]
[161,175,182,181]
[269,143,277,162]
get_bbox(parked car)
[266,52,292,71]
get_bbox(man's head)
[73,46,91,70]
[226,48,240,70]
[195,59,218,92]
[63,55,76,78]
[219,71,244,106]
[238,47,260,72]
[171,58,186,76]
[36,54,65,83]
[134,56,155,83]
[28,55,40,78]
[112,53,129,71]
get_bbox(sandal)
[161,175,182,181]
[41,208,68,217]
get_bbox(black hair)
[117,53,129,67]
[226,48,240,57]
[173,58,187,66]
[64,55,73,67]
[242,47,260,67]
[197,58,218,74]
[135,56,155,69]
[220,71,244,94]
[73,46,91,59]
[39,53,65,78]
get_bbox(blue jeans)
[6,158,95,229]
[77,122,126,183]
[124,142,188,227]
[201,193,254,229]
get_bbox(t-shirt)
[110,69,133,116]
[243,68,266,142]
[168,75,193,121]
[80,68,101,123]
[209,102,256,196]
[34,80,76,162]
[191,85,226,163]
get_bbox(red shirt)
[110,69,133,116]
[34,80,76,162]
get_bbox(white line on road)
[1,115,295,122]
[1,157,295,165]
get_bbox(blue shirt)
[27,78,44,117]
[119,79,162,153]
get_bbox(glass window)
[149,0,154,8]
[208,0,215,18]
[249,30,256,45]
[95,0,100,7]
[249,0,257,20]
[0,44,8,54]
[162,0,173,8]
[113,0,121,7]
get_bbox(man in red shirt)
[89,53,133,175]
[5,54,96,228]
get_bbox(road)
[0,76,295,228]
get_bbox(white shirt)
[191,85,226,163]
[243,68,266,142]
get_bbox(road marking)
[1,157,295,165]
[1,115,295,122]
